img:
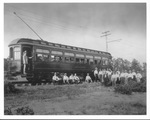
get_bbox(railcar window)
[73,47,76,50]
[51,51,63,55]
[94,60,97,64]
[76,58,80,63]
[43,50,49,54]
[102,58,108,65]
[76,54,84,58]
[43,54,49,61]
[37,54,44,61]
[61,45,66,48]
[36,49,49,54]
[65,57,70,62]
[90,59,94,65]
[36,54,49,62]
[10,47,14,60]
[105,59,108,65]
[49,43,53,46]
[98,59,101,65]
[70,57,74,62]
[67,46,71,49]
[14,47,21,60]
[86,55,93,59]
[64,52,74,57]
[55,44,60,47]
[81,58,85,63]
[85,59,90,64]
[51,55,62,62]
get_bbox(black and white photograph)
[2,2,149,118]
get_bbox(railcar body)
[8,38,112,82]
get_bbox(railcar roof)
[9,38,111,56]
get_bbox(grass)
[108,102,146,115]
[4,82,146,115]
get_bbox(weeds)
[15,106,34,115]
[4,107,13,115]
[4,81,16,94]
[114,81,146,95]
[114,84,132,95]
[4,106,34,115]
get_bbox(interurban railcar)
[8,38,112,82]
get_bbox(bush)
[114,84,132,95]
[114,81,146,95]
[129,81,146,92]
[4,81,16,94]
[4,107,13,115]
[4,106,34,115]
[15,106,34,115]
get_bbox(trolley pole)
[101,31,111,52]
[14,12,43,41]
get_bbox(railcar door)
[22,45,33,74]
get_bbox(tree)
[131,59,142,72]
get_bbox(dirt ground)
[4,82,146,115]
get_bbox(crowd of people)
[52,67,143,86]
[93,68,143,86]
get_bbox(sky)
[4,3,146,63]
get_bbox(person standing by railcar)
[98,69,103,83]
[22,50,33,74]
[124,70,129,84]
[120,70,125,84]
[103,69,109,86]
[116,70,121,84]
[136,71,142,83]
[94,67,98,82]
[101,69,105,85]
[107,69,112,83]
[111,71,117,87]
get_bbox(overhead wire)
[4,4,145,51]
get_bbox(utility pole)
[101,31,111,52]
[14,12,43,41]
[107,39,122,43]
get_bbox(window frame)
[14,46,21,60]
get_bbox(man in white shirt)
[120,70,125,84]
[116,70,120,84]
[85,73,92,83]
[69,74,75,84]
[52,72,60,85]
[107,69,112,82]
[111,71,117,87]
[94,67,98,82]
[128,70,133,82]
[124,70,129,84]
[74,73,80,84]
[98,69,103,83]
[136,71,142,83]
[63,73,69,84]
